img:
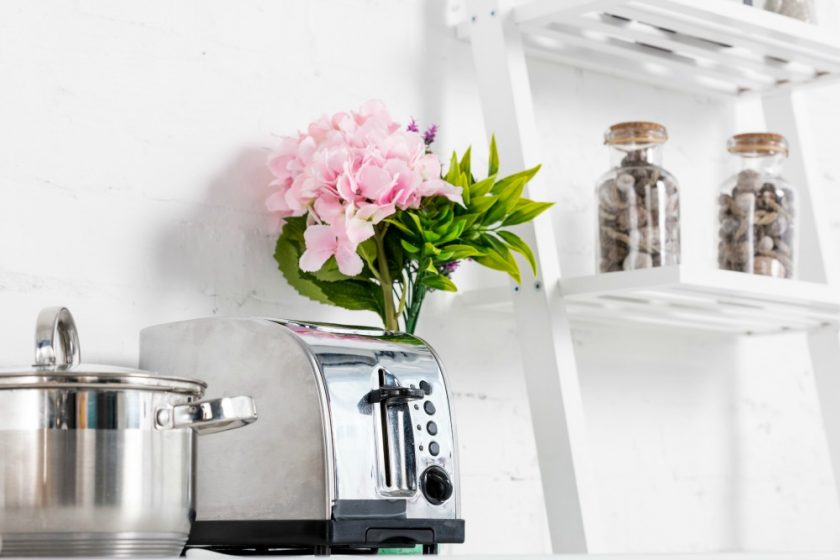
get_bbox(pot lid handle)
[34,307,81,368]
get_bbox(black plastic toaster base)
[187,518,464,553]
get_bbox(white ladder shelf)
[462,0,840,553]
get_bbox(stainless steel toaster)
[139,317,464,554]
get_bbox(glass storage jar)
[596,122,681,273]
[757,0,816,23]
[717,132,796,278]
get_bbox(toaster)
[139,317,464,554]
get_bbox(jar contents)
[762,0,814,22]
[717,133,796,278]
[597,122,680,273]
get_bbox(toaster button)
[419,380,432,395]
[424,401,436,415]
[428,441,440,456]
[426,421,438,436]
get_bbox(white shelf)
[464,0,840,552]
[460,266,840,335]
[461,0,840,96]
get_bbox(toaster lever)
[367,386,424,404]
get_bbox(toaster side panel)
[140,318,330,521]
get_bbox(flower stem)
[404,262,429,335]
[374,228,400,331]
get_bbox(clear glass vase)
[717,132,797,279]
[596,122,681,273]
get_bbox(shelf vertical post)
[762,89,840,515]
[464,0,596,553]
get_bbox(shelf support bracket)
[465,0,597,553]
[763,89,840,519]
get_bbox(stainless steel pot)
[0,307,258,557]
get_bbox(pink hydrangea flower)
[267,100,462,276]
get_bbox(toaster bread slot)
[370,368,423,496]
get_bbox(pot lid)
[0,307,206,394]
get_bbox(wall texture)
[1,0,839,554]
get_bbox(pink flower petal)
[314,195,344,223]
[417,154,442,180]
[358,164,395,200]
[371,203,396,223]
[265,190,292,213]
[299,248,333,272]
[345,216,376,246]
[421,179,464,205]
[299,224,338,272]
[303,224,337,250]
[335,244,364,276]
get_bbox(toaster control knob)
[421,466,453,505]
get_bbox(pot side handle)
[156,395,258,434]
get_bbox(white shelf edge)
[458,0,840,97]
[456,266,840,335]
[560,265,840,306]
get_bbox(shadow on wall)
[151,147,383,326]
[152,147,293,317]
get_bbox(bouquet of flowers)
[266,100,551,334]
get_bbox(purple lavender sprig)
[439,260,461,277]
[423,124,438,146]
[406,118,419,133]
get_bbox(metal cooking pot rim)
[0,363,207,393]
[1,307,208,394]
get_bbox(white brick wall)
[1,0,839,554]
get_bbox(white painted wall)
[1,0,839,555]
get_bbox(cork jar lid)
[605,121,668,145]
[727,132,789,157]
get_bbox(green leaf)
[476,251,521,284]
[422,274,458,292]
[480,232,509,255]
[384,234,407,279]
[478,233,522,283]
[496,176,527,213]
[469,175,496,198]
[459,146,472,183]
[488,135,499,176]
[384,218,413,236]
[424,242,441,256]
[358,239,378,271]
[481,198,509,226]
[467,194,497,215]
[491,164,541,196]
[501,200,554,227]
[445,151,460,185]
[274,220,334,306]
[400,239,420,253]
[459,172,471,206]
[311,257,349,282]
[433,206,454,234]
[317,279,385,317]
[437,217,467,245]
[498,230,537,275]
[404,212,424,235]
[440,244,485,259]
[423,228,441,243]
[460,213,482,231]
[273,218,386,321]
